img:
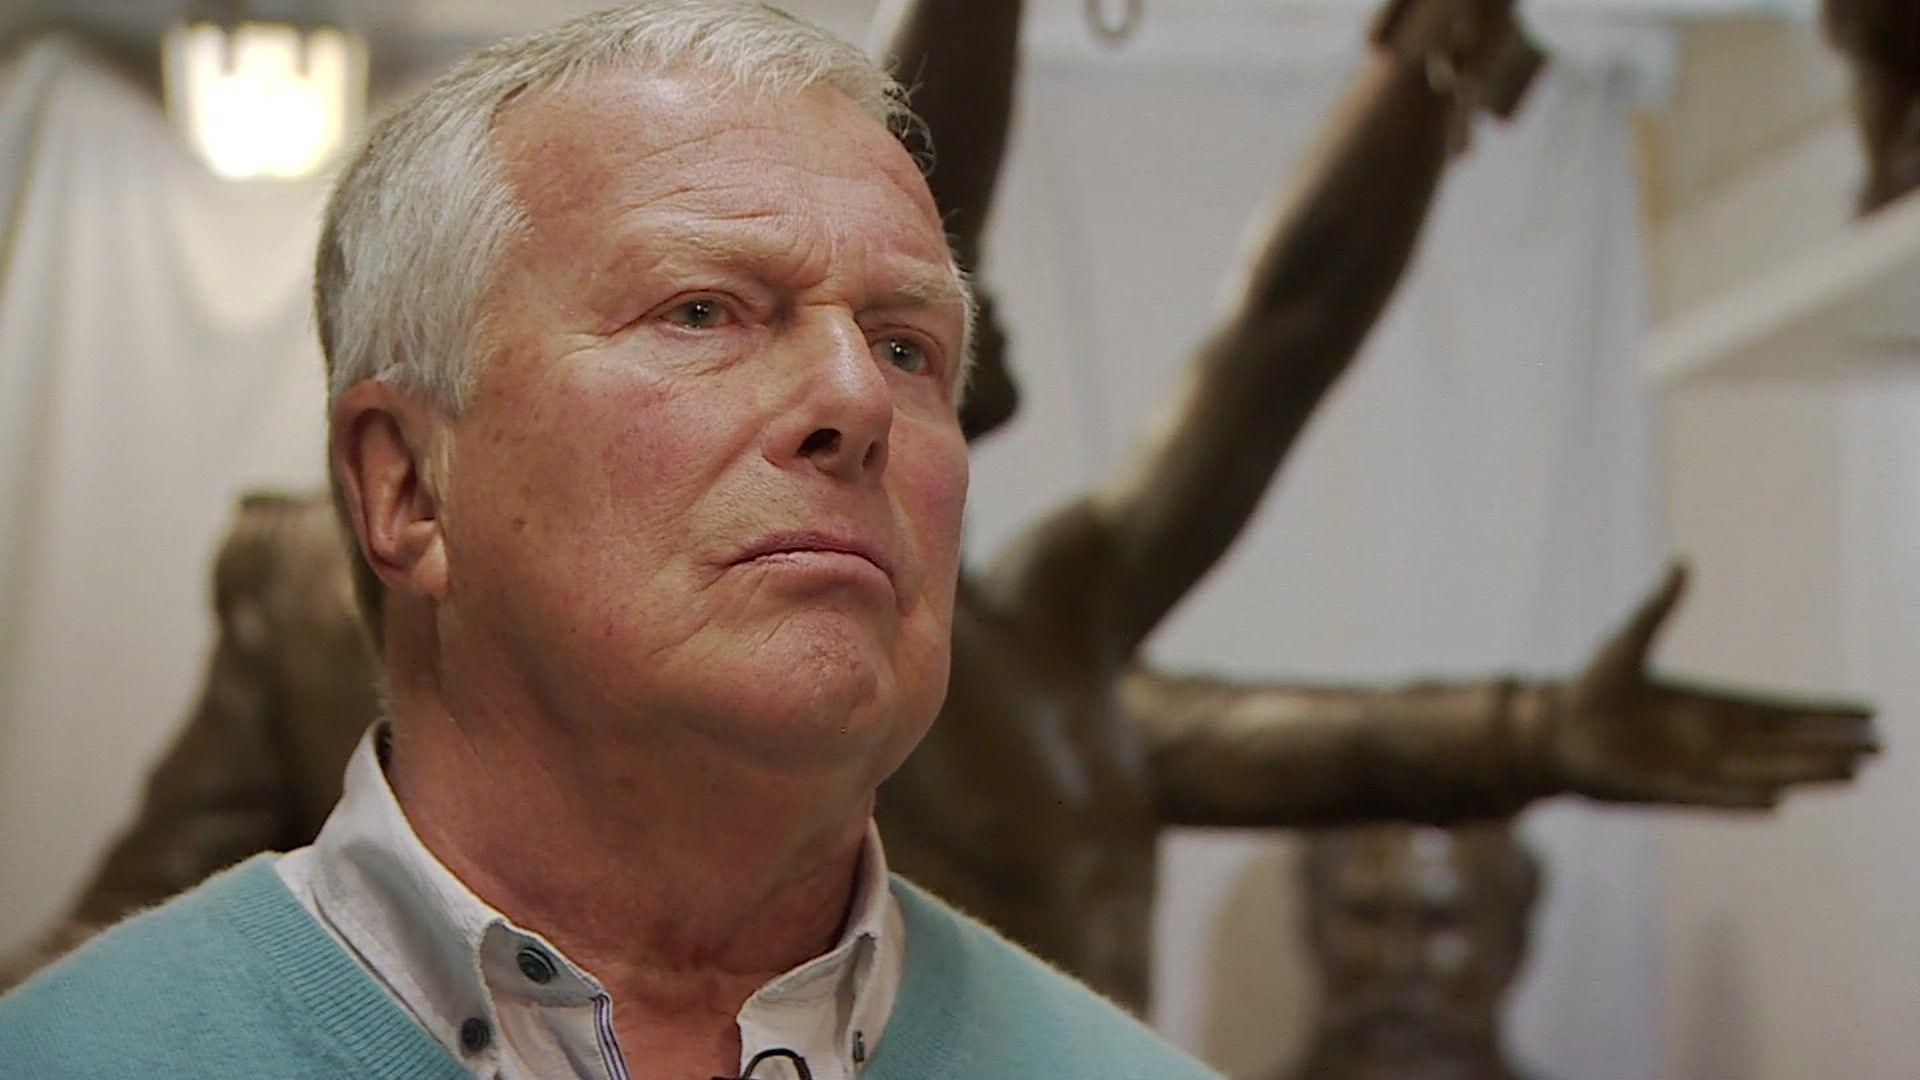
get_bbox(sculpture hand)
[1545,564,1880,809]
[1371,0,1546,145]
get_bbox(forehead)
[491,66,948,265]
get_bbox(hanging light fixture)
[1084,0,1144,45]
[161,7,366,181]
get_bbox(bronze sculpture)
[1288,822,1540,1080]
[1822,0,1920,211]
[2,0,1877,1012]
[873,0,1871,1010]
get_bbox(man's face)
[439,69,970,775]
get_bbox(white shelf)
[1647,188,1920,385]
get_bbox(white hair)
[315,0,948,414]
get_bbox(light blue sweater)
[0,855,1219,1078]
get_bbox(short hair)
[316,0,921,414]
[315,2,962,648]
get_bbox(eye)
[660,297,733,330]
[876,336,929,375]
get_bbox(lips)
[731,531,898,586]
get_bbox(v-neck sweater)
[0,855,1219,1079]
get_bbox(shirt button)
[517,946,557,984]
[460,1017,492,1055]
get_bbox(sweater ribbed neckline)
[210,856,470,1080]
[207,856,967,1079]
[200,857,1170,1080]
[862,881,966,1079]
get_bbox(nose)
[1375,911,1427,984]
[766,308,892,483]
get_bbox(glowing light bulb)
[162,21,366,181]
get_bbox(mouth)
[731,531,898,587]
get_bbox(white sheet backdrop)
[0,36,330,957]
[0,6,1672,1077]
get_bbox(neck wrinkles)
[381,676,877,1016]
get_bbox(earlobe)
[331,382,451,603]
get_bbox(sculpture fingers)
[1751,701,1876,729]
[1626,776,1779,810]
[1370,0,1544,129]
[1663,683,1875,735]
[1712,751,1865,787]
[1741,726,1881,756]
[1730,702,1880,752]
[1480,27,1545,118]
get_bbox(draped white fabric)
[0,37,330,953]
[968,8,1668,1077]
[1,8,1666,1078]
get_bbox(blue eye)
[662,298,730,329]
[878,337,928,374]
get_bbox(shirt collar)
[302,723,901,1074]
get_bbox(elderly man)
[0,4,1218,1077]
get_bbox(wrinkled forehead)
[491,66,944,252]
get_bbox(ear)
[330,380,451,605]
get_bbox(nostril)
[800,428,840,456]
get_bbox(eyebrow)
[662,226,969,317]
[868,265,970,317]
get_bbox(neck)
[381,651,874,1035]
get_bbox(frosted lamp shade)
[162,21,366,181]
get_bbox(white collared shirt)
[277,727,903,1080]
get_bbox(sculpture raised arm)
[991,0,1543,655]
[868,0,1025,269]
[869,0,1027,438]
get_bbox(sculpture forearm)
[1127,668,1566,826]
[1220,54,1452,338]
[1096,52,1458,651]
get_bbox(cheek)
[523,365,746,527]
[456,360,754,605]
[898,424,969,574]
[586,386,716,512]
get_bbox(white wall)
[1657,374,1920,1080]
[0,39,330,956]
[1642,18,1920,1080]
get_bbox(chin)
[697,613,915,758]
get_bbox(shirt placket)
[481,924,626,1080]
